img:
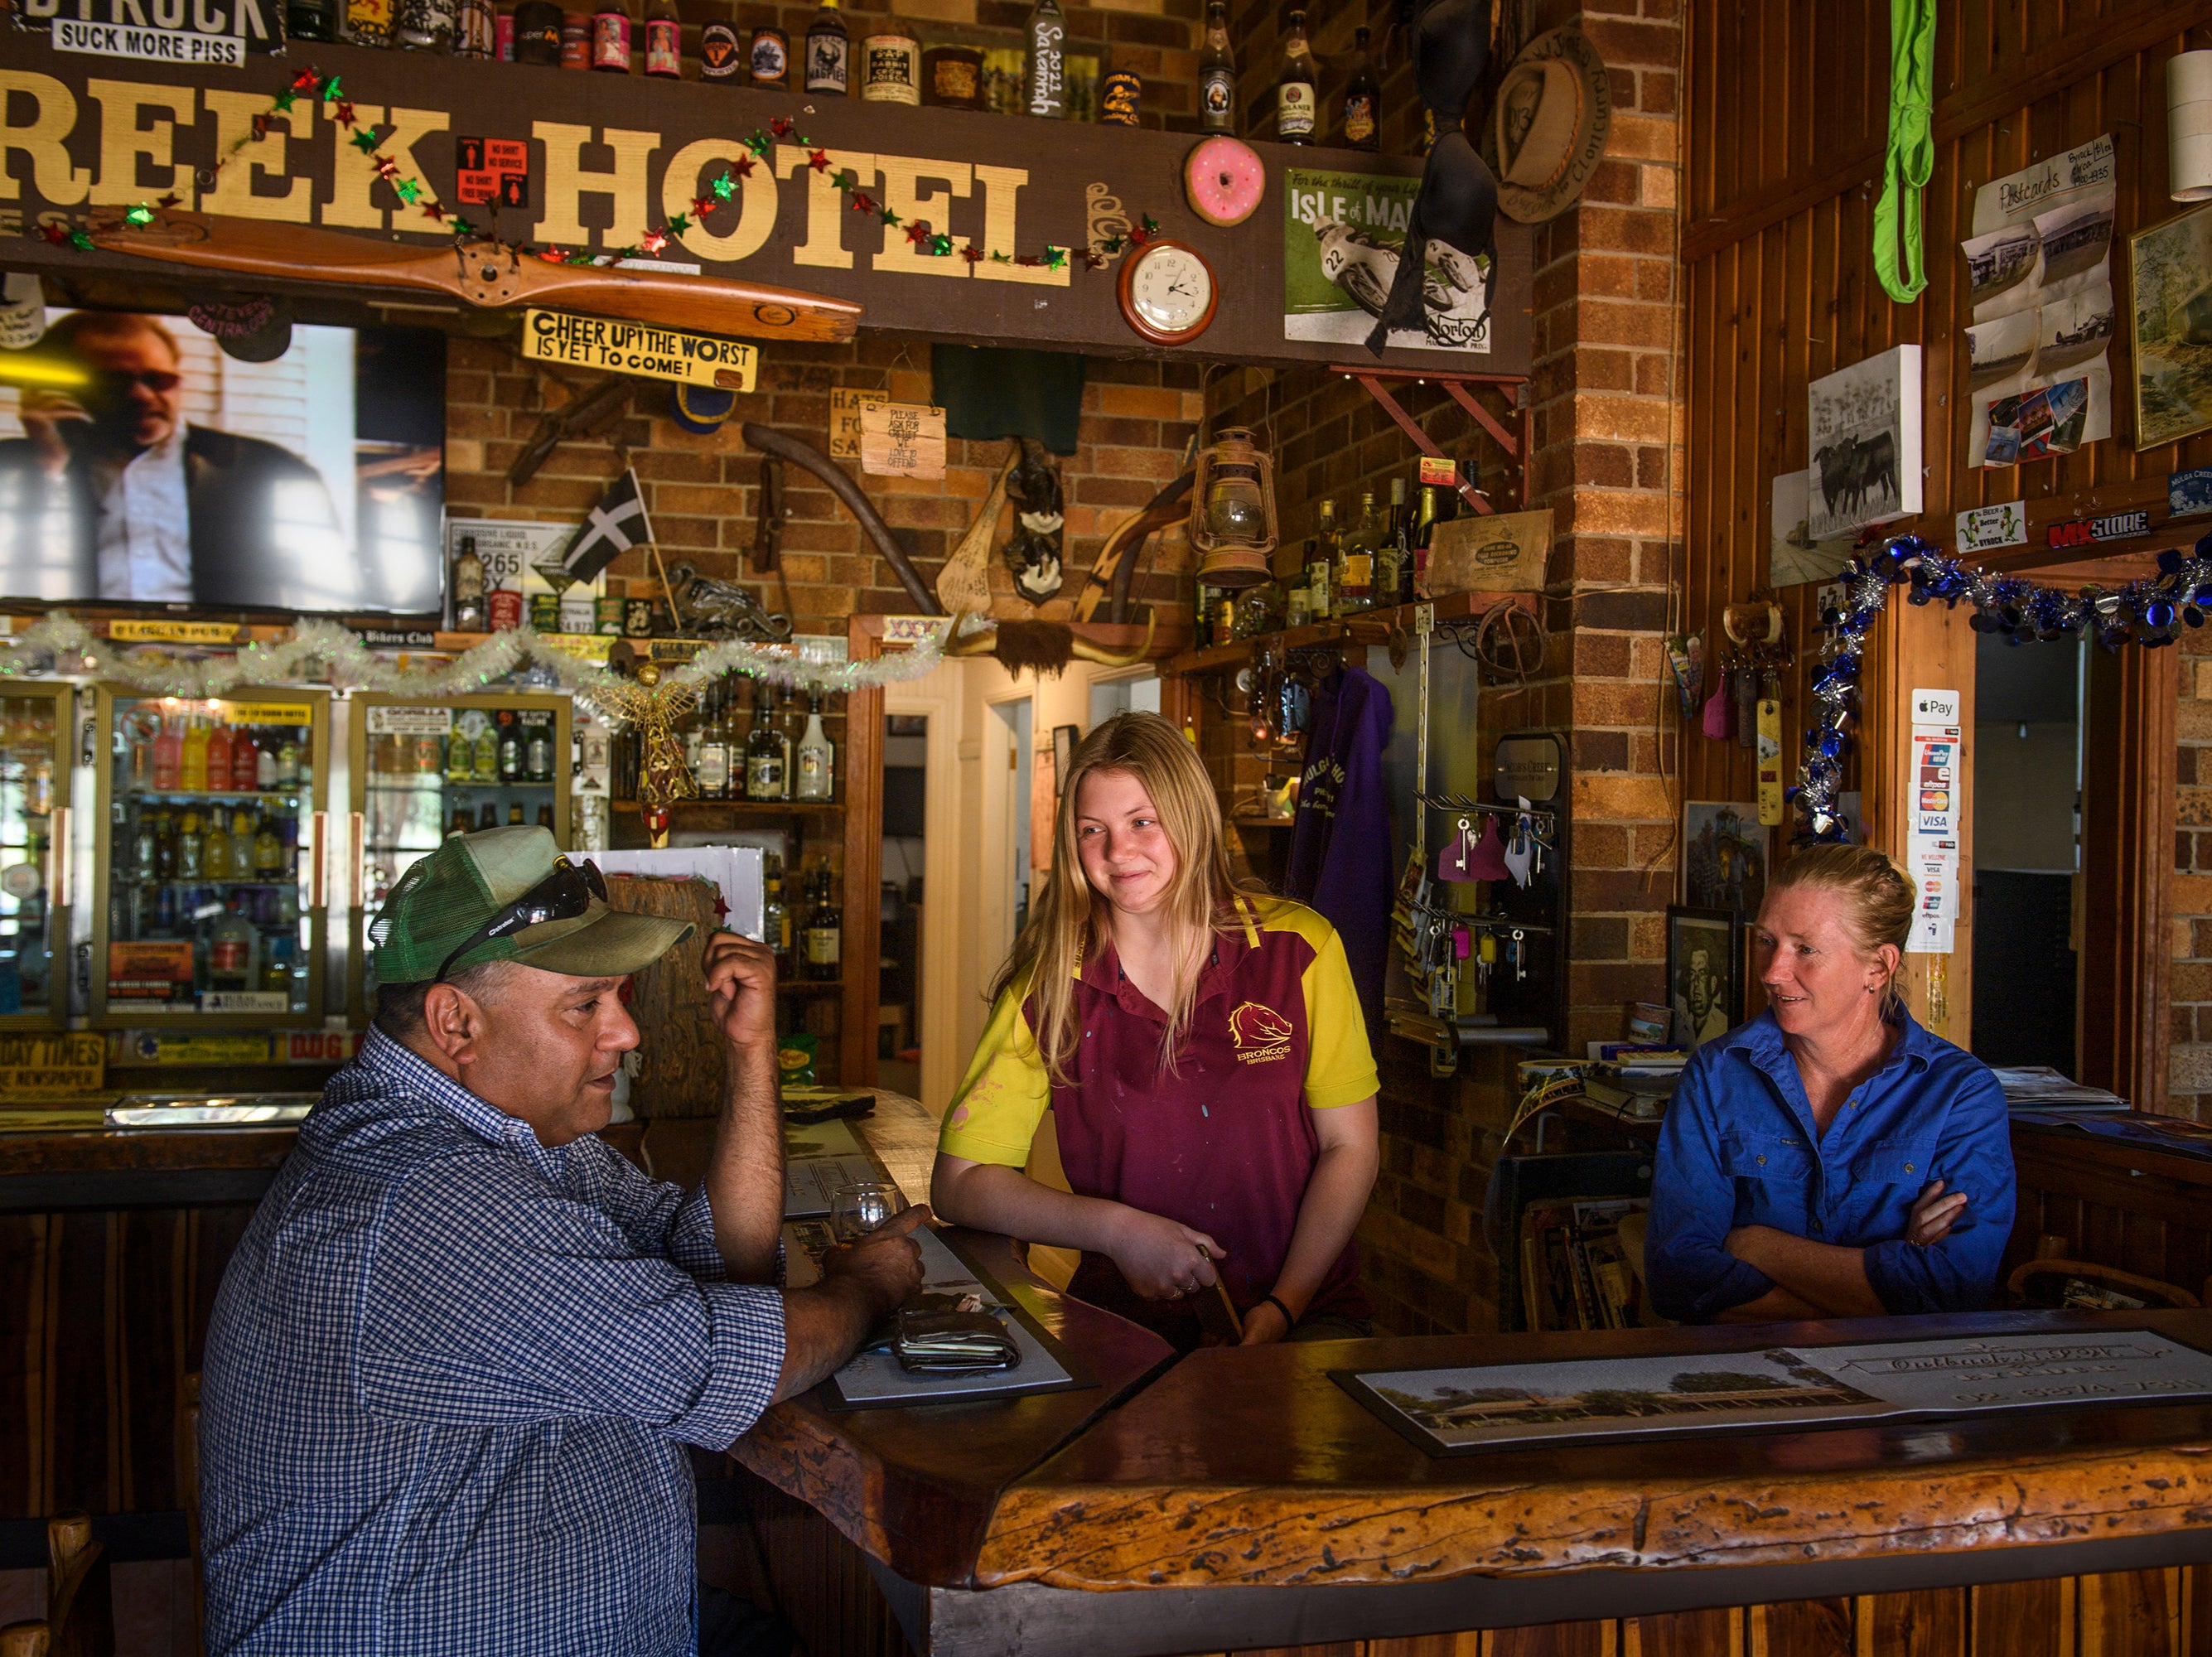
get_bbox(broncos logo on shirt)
[1229,999,1294,1062]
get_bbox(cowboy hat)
[1485,27,1611,225]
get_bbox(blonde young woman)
[1647,844,2015,1323]
[930,712,1381,1349]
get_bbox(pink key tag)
[1452,926,1471,959]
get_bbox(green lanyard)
[1874,0,1936,304]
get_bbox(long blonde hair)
[988,711,1259,1083]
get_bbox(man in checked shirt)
[199,827,925,1655]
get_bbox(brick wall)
[2172,643,2212,1123]
[1199,0,1685,1336]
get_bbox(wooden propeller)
[86,210,862,345]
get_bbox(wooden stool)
[2006,1258,2200,1312]
[0,1514,114,1657]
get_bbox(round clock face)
[1123,243,1215,344]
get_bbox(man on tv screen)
[0,310,368,610]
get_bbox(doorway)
[993,698,1035,944]
[878,713,927,1102]
[1970,630,2082,1072]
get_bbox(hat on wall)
[1485,27,1612,225]
[186,291,294,362]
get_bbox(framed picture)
[1668,906,1743,1050]
[1052,724,1079,796]
[2128,201,2212,451]
[1805,345,1922,539]
[1682,802,1768,915]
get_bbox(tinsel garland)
[0,614,950,721]
[1794,530,2212,841]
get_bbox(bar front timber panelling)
[1679,2,2212,1093]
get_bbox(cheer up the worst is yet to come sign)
[0,39,1532,374]
[521,308,758,389]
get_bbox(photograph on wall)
[1682,802,1767,915]
[1806,345,1922,540]
[1282,168,1492,354]
[1767,471,1856,587]
[1963,135,2118,466]
[1667,906,1742,1050]
[2128,200,2212,451]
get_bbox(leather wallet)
[893,1309,1021,1374]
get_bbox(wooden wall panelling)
[1862,1588,1968,1657]
[1970,1578,2072,1657]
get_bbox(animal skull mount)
[1003,439,1067,606]
[945,616,1157,678]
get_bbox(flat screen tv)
[0,307,445,615]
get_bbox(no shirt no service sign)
[521,310,758,392]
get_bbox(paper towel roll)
[2172,51,2212,200]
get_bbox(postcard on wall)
[1768,471,1857,587]
[1337,1329,2212,1457]
[1806,345,1922,540]
[2128,200,2212,452]
[1282,168,1491,354]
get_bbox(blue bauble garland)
[1791,531,2212,842]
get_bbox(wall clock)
[1117,239,1218,347]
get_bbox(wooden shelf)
[1229,815,1297,830]
[1165,588,1542,677]
[612,799,843,815]
[778,979,844,993]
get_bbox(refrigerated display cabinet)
[345,692,572,1027]
[90,686,330,1028]
[0,681,73,1027]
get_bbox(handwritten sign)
[859,400,947,480]
[521,310,758,392]
[829,388,870,459]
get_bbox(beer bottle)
[1275,9,1316,144]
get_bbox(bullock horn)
[1068,614,1157,667]
[946,623,1000,658]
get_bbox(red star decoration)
[1016,254,1040,267]
[769,116,795,138]
[40,221,70,245]
[1128,222,1151,247]
[332,100,356,128]
[640,228,669,254]
[157,193,180,210]
[905,221,931,246]
[849,193,876,215]
[291,66,320,91]
[959,245,984,265]
[375,157,399,181]
[732,154,755,178]
[420,200,446,221]
[252,114,273,139]
[1082,249,1107,269]
[692,194,717,219]
[808,149,830,172]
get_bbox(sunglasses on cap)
[437,855,608,983]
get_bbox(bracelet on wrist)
[1261,1293,1297,1329]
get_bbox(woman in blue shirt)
[1648,845,2015,1323]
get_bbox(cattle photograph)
[1807,345,1923,540]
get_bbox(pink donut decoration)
[1184,136,1266,228]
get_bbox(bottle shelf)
[365,779,558,790]
[121,787,307,803]
[612,799,843,815]
[118,875,297,886]
[1167,587,1542,676]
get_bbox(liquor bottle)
[263,936,293,998]
[1193,580,1215,649]
[231,730,259,792]
[1198,0,1234,133]
[696,685,731,800]
[1340,25,1379,150]
[478,802,500,830]
[1275,9,1316,143]
[275,735,302,786]
[450,809,471,838]
[204,814,230,884]
[133,815,157,880]
[1311,499,1338,616]
[1337,490,1379,614]
[1299,536,1329,622]
[179,812,204,880]
[525,716,553,783]
[472,714,499,782]
[507,802,525,825]
[454,0,496,56]
[1410,480,1444,598]
[152,882,178,933]
[1383,476,1411,607]
[153,717,181,791]
[497,710,523,781]
[683,695,705,779]
[537,804,555,830]
[803,867,842,980]
[643,0,680,75]
[763,858,791,970]
[254,814,282,875]
[209,897,258,993]
[394,0,455,51]
[344,0,394,47]
[181,718,210,792]
[514,0,562,60]
[231,810,258,879]
[1024,0,1065,117]
[745,684,787,800]
[154,814,178,882]
[804,0,849,94]
[256,734,278,790]
[751,24,790,87]
[698,20,741,79]
[591,0,630,70]
[287,0,338,41]
[206,722,234,793]
[795,693,834,800]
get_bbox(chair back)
[2006,1258,2200,1312]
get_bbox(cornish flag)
[556,468,654,583]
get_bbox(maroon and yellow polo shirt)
[939,896,1379,1342]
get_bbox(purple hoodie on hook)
[1285,664,1394,1025]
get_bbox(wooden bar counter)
[741,1096,2212,1656]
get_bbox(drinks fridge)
[345,692,572,1024]
[0,682,72,1026]
[92,687,330,1027]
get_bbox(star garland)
[1793,530,2212,841]
[43,71,1157,278]
[0,614,952,711]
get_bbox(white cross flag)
[557,468,654,584]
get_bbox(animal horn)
[1068,614,1157,667]
[946,625,1001,658]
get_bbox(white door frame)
[883,661,964,1116]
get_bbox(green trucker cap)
[370,826,694,985]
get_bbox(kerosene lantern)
[1189,426,1278,589]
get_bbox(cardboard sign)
[0,1031,104,1095]
[455,137,529,209]
[108,940,195,1002]
[109,620,240,644]
[830,389,870,459]
[859,400,948,479]
[1955,501,2027,555]
[365,705,454,736]
[215,701,312,726]
[521,310,759,392]
[1424,508,1554,595]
